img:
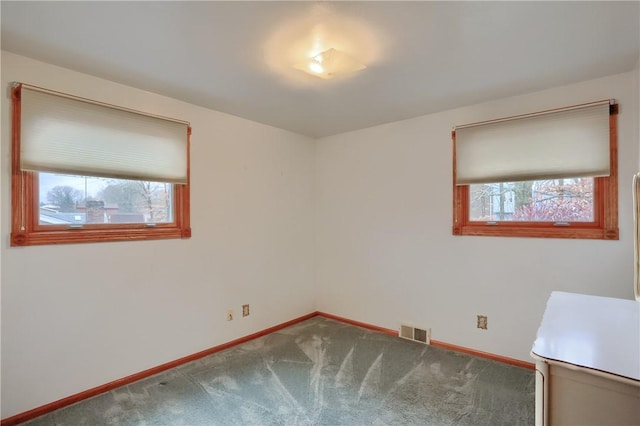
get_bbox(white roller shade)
[19,84,189,184]
[455,102,611,185]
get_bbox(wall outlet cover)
[477,315,488,330]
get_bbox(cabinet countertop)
[531,291,640,382]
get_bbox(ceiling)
[1,1,639,138]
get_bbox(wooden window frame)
[452,107,618,240]
[10,86,191,247]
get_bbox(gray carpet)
[23,316,535,425]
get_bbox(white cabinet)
[531,292,640,426]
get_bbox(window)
[38,173,174,225]
[469,178,594,222]
[453,101,618,239]
[11,83,191,246]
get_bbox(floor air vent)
[399,324,431,344]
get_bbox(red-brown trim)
[430,340,535,370]
[9,84,192,246]
[0,312,318,426]
[316,311,398,336]
[315,312,535,370]
[452,130,463,235]
[452,105,619,240]
[604,112,619,239]
[2,311,534,425]
[10,84,25,243]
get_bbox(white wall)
[636,58,640,168]
[2,50,639,419]
[315,71,639,363]
[0,52,316,418]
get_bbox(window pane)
[469,178,594,222]
[39,172,173,225]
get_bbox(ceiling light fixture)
[294,48,366,80]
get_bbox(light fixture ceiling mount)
[294,48,366,80]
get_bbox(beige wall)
[0,52,317,418]
[315,71,639,363]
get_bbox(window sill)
[11,226,191,246]
[453,224,618,240]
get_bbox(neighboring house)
[39,206,85,225]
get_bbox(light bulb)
[309,61,324,74]
[294,48,365,79]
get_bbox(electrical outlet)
[227,310,233,321]
[477,315,488,330]
[242,304,250,317]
